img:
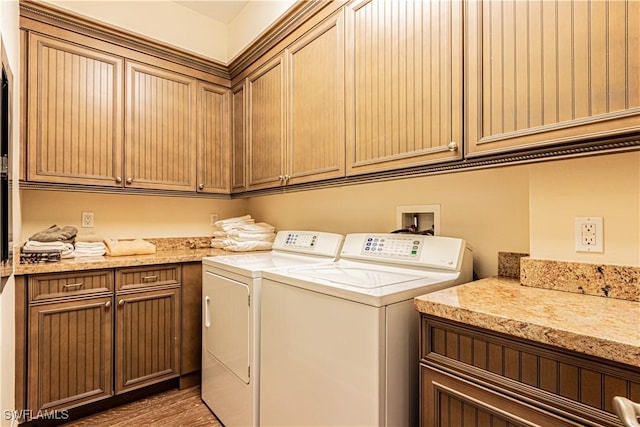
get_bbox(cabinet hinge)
[248,365,250,379]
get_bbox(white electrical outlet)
[575,216,603,252]
[210,213,219,226]
[81,211,95,228]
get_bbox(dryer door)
[203,271,250,383]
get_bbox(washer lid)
[293,265,424,288]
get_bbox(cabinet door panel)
[27,33,123,186]
[115,287,180,393]
[287,11,345,184]
[197,81,230,193]
[28,297,113,413]
[345,0,463,175]
[125,61,197,191]
[231,83,246,192]
[466,0,640,156]
[247,56,285,189]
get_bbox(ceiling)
[173,1,249,24]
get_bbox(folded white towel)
[213,215,253,227]
[230,232,276,242]
[238,222,275,233]
[223,240,273,252]
[218,219,255,233]
[212,231,228,238]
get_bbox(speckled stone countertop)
[415,276,640,368]
[15,247,229,275]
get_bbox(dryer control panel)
[340,233,469,271]
[273,231,344,258]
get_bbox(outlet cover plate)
[575,216,603,253]
[81,211,94,228]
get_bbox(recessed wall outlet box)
[81,211,94,228]
[575,216,603,253]
[396,204,441,235]
[210,213,219,226]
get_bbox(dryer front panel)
[203,271,250,384]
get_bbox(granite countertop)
[415,276,640,368]
[15,247,229,275]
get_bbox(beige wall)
[529,151,640,266]
[247,165,531,279]
[20,190,249,242]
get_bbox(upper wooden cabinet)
[125,61,197,191]
[26,33,124,186]
[344,0,463,175]
[246,10,346,191]
[196,81,231,194]
[466,0,640,156]
[247,55,285,190]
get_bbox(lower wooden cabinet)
[23,265,187,420]
[420,315,640,427]
[115,287,180,393]
[28,295,113,412]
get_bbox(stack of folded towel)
[211,215,276,252]
[74,241,107,257]
[21,225,79,262]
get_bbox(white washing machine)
[259,233,473,427]
[201,231,344,427]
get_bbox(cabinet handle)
[205,296,211,328]
[104,300,112,308]
[613,396,640,427]
[284,175,290,182]
[126,177,133,185]
[115,176,122,183]
[278,175,285,181]
[118,299,125,306]
[62,283,83,291]
[142,275,158,283]
[447,141,459,152]
[198,183,204,190]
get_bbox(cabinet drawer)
[116,264,181,292]
[29,270,113,302]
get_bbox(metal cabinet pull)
[613,396,640,427]
[62,283,83,291]
[115,176,122,183]
[104,301,112,308]
[118,299,125,306]
[142,275,158,283]
[198,183,204,190]
[447,141,458,152]
[205,296,211,328]
[126,177,133,185]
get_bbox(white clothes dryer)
[259,233,473,427]
[201,231,344,427]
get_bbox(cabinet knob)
[199,183,204,190]
[126,178,133,185]
[104,301,112,308]
[115,176,122,183]
[447,141,459,152]
[284,175,290,182]
[278,175,285,181]
[118,299,125,306]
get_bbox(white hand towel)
[238,222,276,233]
[223,240,273,252]
[234,232,276,242]
[213,215,253,227]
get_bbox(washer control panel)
[340,233,467,271]
[283,232,318,248]
[362,235,422,258]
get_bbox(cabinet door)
[28,296,113,413]
[247,55,286,190]
[466,0,640,156]
[125,61,197,191]
[421,365,582,427]
[286,11,346,185]
[115,287,180,393]
[197,81,230,194]
[345,0,463,175]
[231,82,247,193]
[180,262,202,376]
[27,33,124,186]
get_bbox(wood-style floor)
[61,386,222,427]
